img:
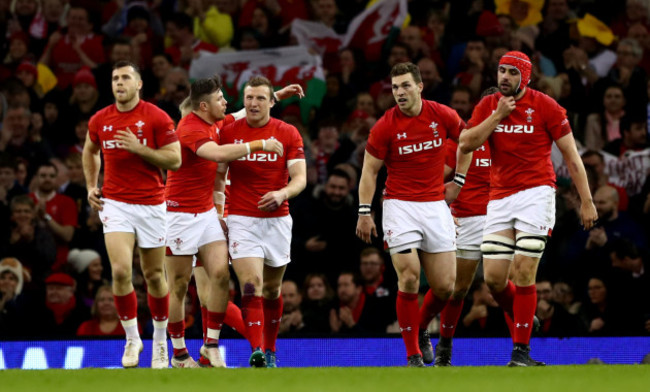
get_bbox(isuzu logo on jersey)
[475,158,491,167]
[495,124,534,134]
[102,138,148,149]
[238,153,278,162]
[397,139,443,155]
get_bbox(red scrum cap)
[499,51,532,93]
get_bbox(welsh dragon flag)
[291,0,408,61]
[189,46,326,124]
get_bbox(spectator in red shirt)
[77,285,128,336]
[39,6,105,89]
[29,163,78,270]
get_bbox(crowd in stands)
[1,0,649,339]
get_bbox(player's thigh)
[104,231,136,277]
[193,266,209,306]
[232,257,265,294]
[391,250,421,290]
[139,246,166,277]
[420,250,456,293]
[165,255,193,291]
[455,257,480,294]
[262,264,287,299]
[197,240,229,279]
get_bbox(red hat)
[16,62,38,78]
[73,67,97,89]
[45,272,75,286]
[348,109,370,122]
[499,51,532,92]
[476,11,504,37]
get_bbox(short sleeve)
[445,139,458,169]
[154,110,179,147]
[219,122,234,145]
[88,114,99,145]
[366,117,390,160]
[286,124,305,160]
[545,99,572,141]
[466,96,493,129]
[445,107,466,141]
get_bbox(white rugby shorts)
[383,199,456,255]
[99,198,166,248]
[166,208,226,256]
[227,215,292,267]
[484,185,556,236]
[456,215,486,260]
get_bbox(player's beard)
[115,89,137,105]
[499,83,517,97]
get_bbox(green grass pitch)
[0,365,648,392]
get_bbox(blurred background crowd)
[0,0,649,339]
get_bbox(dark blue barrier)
[1,337,649,368]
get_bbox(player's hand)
[444,182,462,205]
[275,84,305,100]
[87,187,104,211]
[114,128,144,154]
[580,200,598,230]
[258,190,287,212]
[495,96,516,120]
[263,138,284,157]
[356,215,377,244]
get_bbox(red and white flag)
[290,19,343,56]
[341,0,408,62]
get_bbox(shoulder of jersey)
[91,103,115,120]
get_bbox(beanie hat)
[67,248,101,273]
[0,258,25,297]
[72,67,97,89]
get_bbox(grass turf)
[0,365,647,392]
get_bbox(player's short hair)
[480,86,500,98]
[390,62,422,84]
[245,76,274,100]
[189,75,223,110]
[113,60,141,78]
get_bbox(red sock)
[201,306,208,341]
[114,291,138,320]
[263,296,283,352]
[513,285,537,345]
[224,301,248,340]
[147,292,169,322]
[241,295,264,350]
[440,299,464,338]
[168,320,187,357]
[418,289,447,330]
[397,291,420,358]
[206,311,225,345]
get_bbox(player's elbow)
[168,156,182,171]
[458,132,474,154]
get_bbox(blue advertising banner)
[1,337,649,369]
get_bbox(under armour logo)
[397,132,407,140]
[399,326,412,332]
[248,321,262,326]
[234,139,244,144]
[442,323,454,329]
[103,125,113,132]
[515,323,529,328]
[271,318,282,324]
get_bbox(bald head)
[594,185,618,221]
[417,57,440,89]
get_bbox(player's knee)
[170,274,190,299]
[111,265,132,285]
[262,283,281,299]
[433,285,453,301]
[398,272,420,292]
[143,267,164,287]
[484,275,507,293]
[514,233,547,259]
[453,283,472,300]
[480,234,515,261]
